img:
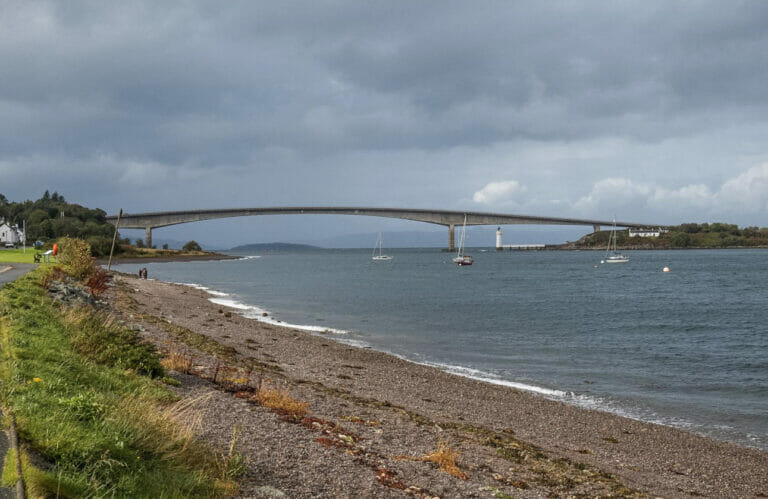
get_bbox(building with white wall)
[0,219,25,245]
[628,227,667,238]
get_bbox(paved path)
[0,263,36,498]
[0,263,36,287]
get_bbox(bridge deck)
[106,207,663,250]
[106,206,657,230]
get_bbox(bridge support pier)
[145,227,152,249]
[593,224,601,233]
[448,224,455,252]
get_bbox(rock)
[253,485,286,497]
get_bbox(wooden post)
[107,209,122,271]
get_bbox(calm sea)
[114,248,768,450]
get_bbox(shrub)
[86,235,115,257]
[85,267,112,296]
[56,237,94,279]
[183,241,202,252]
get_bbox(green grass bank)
[0,267,239,497]
[0,249,46,264]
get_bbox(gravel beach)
[110,273,767,498]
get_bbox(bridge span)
[106,207,659,251]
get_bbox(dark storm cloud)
[3,0,768,235]
[3,0,768,166]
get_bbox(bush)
[182,241,202,252]
[86,235,115,257]
[56,237,94,279]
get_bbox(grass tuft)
[1,447,17,487]
[257,383,310,419]
[396,439,468,480]
[162,351,194,374]
[61,306,164,377]
[420,439,469,480]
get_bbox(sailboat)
[602,219,629,264]
[452,215,474,266]
[372,232,392,261]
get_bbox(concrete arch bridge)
[106,207,658,251]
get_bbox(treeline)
[0,191,120,256]
[574,222,768,249]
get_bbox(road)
[0,263,36,287]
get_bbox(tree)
[87,236,115,257]
[669,232,692,247]
[135,239,145,248]
[182,240,202,252]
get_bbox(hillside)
[565,223,768,249]
[0,191,118,255]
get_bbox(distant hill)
[229,242,322,252]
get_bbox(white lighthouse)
[496,227,503,250]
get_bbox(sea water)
[114,249,768,450]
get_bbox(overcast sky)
[2,1,768,246]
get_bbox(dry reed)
[162,351,194,374]
[396,439,468,480]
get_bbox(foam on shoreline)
[423,361,569,398]
[175,281,350,335]
[171,280,756,449]
[173,281,698,431]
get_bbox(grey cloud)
[4,0,768,164]
[3,0,768,242]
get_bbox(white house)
[628,227,668,238]
[0,220,25,245]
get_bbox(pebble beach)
[110,273,768,498]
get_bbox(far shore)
[97,251,237,265]
[108,272,767,497]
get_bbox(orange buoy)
[52,243,58,256]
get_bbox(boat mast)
[458,215,467,257]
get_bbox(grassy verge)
[0,249,48,264]
[0,268,238,497]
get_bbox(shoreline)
[97,252,237,265]
[193,284,767,452]
[148,272,762,452]
[111,273,767,497]
[117,262,765,453]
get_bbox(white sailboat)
[372,232,392,261]
[452,215,473,266]
[602,219,629,264]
